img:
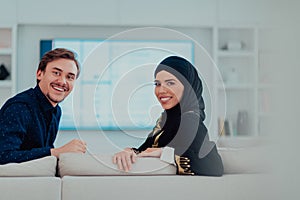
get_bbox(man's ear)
[36,69,43,81]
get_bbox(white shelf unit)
[215,26,261,137]
[0,25,16,106]
[257,51,274,136]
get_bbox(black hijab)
[149,56,206,149]
[154,56,205,120]
[137,56,209,153]
[137,56,218,165]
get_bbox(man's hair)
[37,48,80,83]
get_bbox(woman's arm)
[112,115,163,171]
[136,115,164,152]
[137,113,223,176]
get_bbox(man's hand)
[113,148,137,172]
[50,139,87,157]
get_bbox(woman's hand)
[138,148,162,158]
[113,148,137,172]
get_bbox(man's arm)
[0,103,52,164]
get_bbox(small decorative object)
[0,63,9,80]
[237,110,249,135]
[221,41,243,51]
[218,117,233,136]
[226,67,239,84]
[227,40,243,51]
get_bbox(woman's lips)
[160,96,172,103]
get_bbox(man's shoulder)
[2,88,36,109]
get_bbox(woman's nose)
[158,85,167,93]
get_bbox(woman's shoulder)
[182,111,201,118]
[180,111,202,125]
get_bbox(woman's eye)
[166,81,175,86]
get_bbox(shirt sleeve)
[0,103,51,164]
[160,146,176,165]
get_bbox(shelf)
[0,48,13,55]
[218,83,254,90]
[0,80,12,87]
[258,112,273,118]
[217,50,255,57]
[258,84,273,89]
[218,135,257,139]
[218,84,270,90]
[0,26,16,106]
[216,26,260,137]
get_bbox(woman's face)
[154,70,184,110]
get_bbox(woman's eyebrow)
[164,79,177,82]
[154,79,177,82]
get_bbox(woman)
[113,56,223,176]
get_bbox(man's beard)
[46,93,65,105]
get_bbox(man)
[0,48,86,164]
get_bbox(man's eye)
[67,75,75,81]
[53,71,60,76]
[154,82,160,86]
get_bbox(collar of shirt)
[33,85,58,114]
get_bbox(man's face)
[37,58,78,106]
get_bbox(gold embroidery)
[151,116,163,148]
[152,116,163,136]
[175,155,194,175]
[152,131,164,148]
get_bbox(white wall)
[0,0,217,26]
[1,0,299,27]
[0,0,297,92]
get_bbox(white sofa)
[0,131,273,200]
[61,174,274,200]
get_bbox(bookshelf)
[0,25,16,106]
[215,25,262,137]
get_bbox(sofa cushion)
[0,156,57,177]
[218,147,268,174]
[58,153,176,177]
[61,176,226,200]
[0,177,61,200]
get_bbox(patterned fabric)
[0,86,61,164]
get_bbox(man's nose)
[58,76,67,84]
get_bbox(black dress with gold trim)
[134,104,223,176]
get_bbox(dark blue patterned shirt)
[0,86,61,164]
